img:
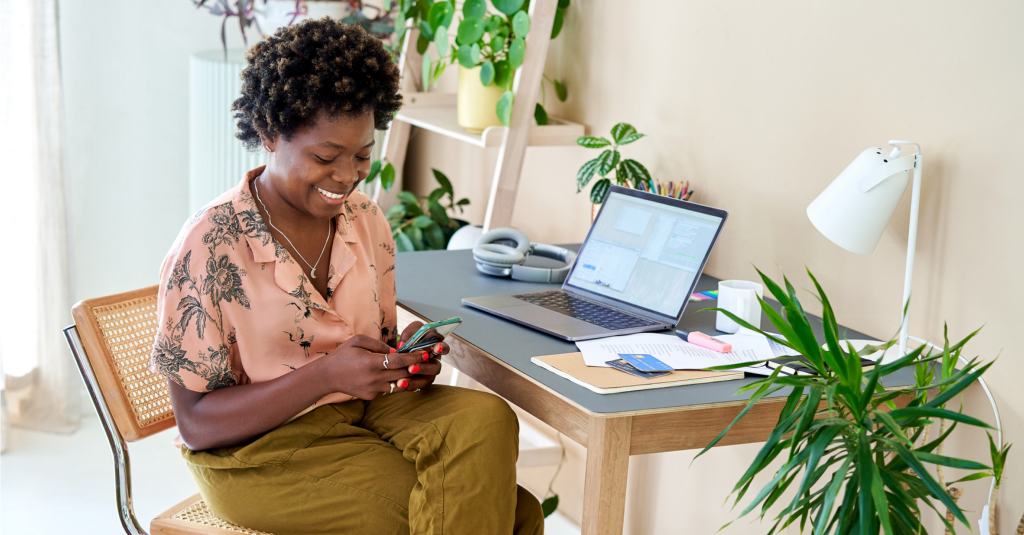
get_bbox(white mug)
[716,280,765,333]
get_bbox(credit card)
[618,353,673,372]
[606,358,672,378]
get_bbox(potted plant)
[699,269,1007,534]
[406,0,571,130]
[372,167,470,251]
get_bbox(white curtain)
[0,0,80,440]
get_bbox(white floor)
[1,412,579,534]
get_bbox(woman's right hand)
[326,335,424,400]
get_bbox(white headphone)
[472,228,577,283]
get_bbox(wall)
[59,1,239,302]
[404,0,1024,532]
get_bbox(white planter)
[258,0,350,36]
[189,49,264,213]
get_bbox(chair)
[64,286,271,535]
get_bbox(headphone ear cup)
[473,243,523,266]
[473,228,530,274]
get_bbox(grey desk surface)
[396,247,914,415]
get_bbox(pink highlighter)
[676,329,732,353]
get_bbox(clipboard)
[531,352,743,394]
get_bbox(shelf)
[397,92,584,149]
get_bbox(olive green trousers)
[182,385,544,535]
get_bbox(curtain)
[0,0,80,440]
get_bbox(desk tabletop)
[396,248,913,415]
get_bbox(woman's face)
[264,109,375,220]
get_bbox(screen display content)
[566,192,724,317]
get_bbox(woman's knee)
[514,485,545,535]
[450,388,519,438]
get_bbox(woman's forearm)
[169,356,336,450]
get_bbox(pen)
[676,329,732,353]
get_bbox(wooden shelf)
[397,92,584,149]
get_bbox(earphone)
[472,228,576,283]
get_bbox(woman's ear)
[261,136,276,153]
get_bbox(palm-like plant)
[700,269,1003,534]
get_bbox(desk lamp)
[806,139,922,356]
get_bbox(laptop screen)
[564,188,727,319]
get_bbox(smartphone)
[399,316,462,353]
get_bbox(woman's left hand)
[396,321,450,391]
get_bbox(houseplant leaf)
[428,0,454,29]
[576,136,610,148]
[394,230,414,252]
[610,122,637,144]
[493,60,512,88]
[457,43,482,68]
[381,162,396,190]
[456,16,485,45]
[597,149,620,175]
[365,159,383,183]
[550,5,565,39]
[508,37,526,69]
[433,25,449,57]
[463,0,486,19]
[479,60,495,85]
[511,11,530,37]
[492,0,525,16]
[534,103,549,125]
[589,178,611,204]
[496,90,514,125]
[431,168,454,198]
[554,79,568,101]
[576,157,601,190]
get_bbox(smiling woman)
[149,18,543,535]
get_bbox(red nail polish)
[410,364,421,374]
[434,342,444,353]
[397,340,404,349]
[421,351,430,362]
[389,347,396,353]
[398,378,409,389]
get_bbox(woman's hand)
[326,335,425,400]
[396,321,450,391]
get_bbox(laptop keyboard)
[513,290,659,331]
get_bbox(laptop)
[462,186,728,341]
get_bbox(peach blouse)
[150,166,398,407]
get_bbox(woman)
[150,19,543,534]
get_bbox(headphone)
[472,228,577,283]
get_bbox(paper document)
[575,332,775,371]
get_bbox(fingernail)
[389,347,396,353]
[398,378,409,389]
[421,351,430,362]
[433,342,444,353]
[397,340,404,349]
[410,364,421,374]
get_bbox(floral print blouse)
[150,166,398,408]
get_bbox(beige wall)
[405,0,1024,532]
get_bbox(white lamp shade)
[807,147,914,254]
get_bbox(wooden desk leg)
[582,416,632,535]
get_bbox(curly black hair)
[232,18,402,150]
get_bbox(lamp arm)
[899,150,923,355]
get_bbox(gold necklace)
[253,180,332,280]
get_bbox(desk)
[396,248,914,534]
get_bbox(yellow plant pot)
[457,66,504,133]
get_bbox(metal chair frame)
[64,324,147,535]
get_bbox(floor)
[1,412,580,534]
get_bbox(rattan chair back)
[71,285,175,442]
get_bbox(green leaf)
[618,158,651,189]
[869,459,894,535]
[550,5,565,39]
[508,37,526,69]
[457,43,482,68]
[381,162,396,190]
[394,230,414,252]
[576,135,610,148]
[534,103,549,125]
[407,224,424,249]
[812,457,851,534]
[421,53,432,91]
[589,178,611,204]
[416,32,431,55]
[410,214,432,228]
[424,223,446,249]
[456,197,470,206]
[385,203,406,221]
[889,406,992,428]
[576,157,600,190]
[914,450,989,470]
[427,199,451,227]
[479,60,495,85]
[617,131,644,145]
[554,79,568,101]
[511,10,530,36]
[428,1,453,30]
[427,188,445,203]
[558,0,570,8]
[433,25,449,57]
[417,19,434,40]
[463,0,486,19]
[493,60,512,88]
[610,122,637,144]
[597,149,620,175]
[365,159,383,183]
[456,16,485,45]
[489,33,507,55]
[895,444,969,526]
[491,0,524,16]
[496,90,513,125]
[431,168,453,197]
[541,494,559,517]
